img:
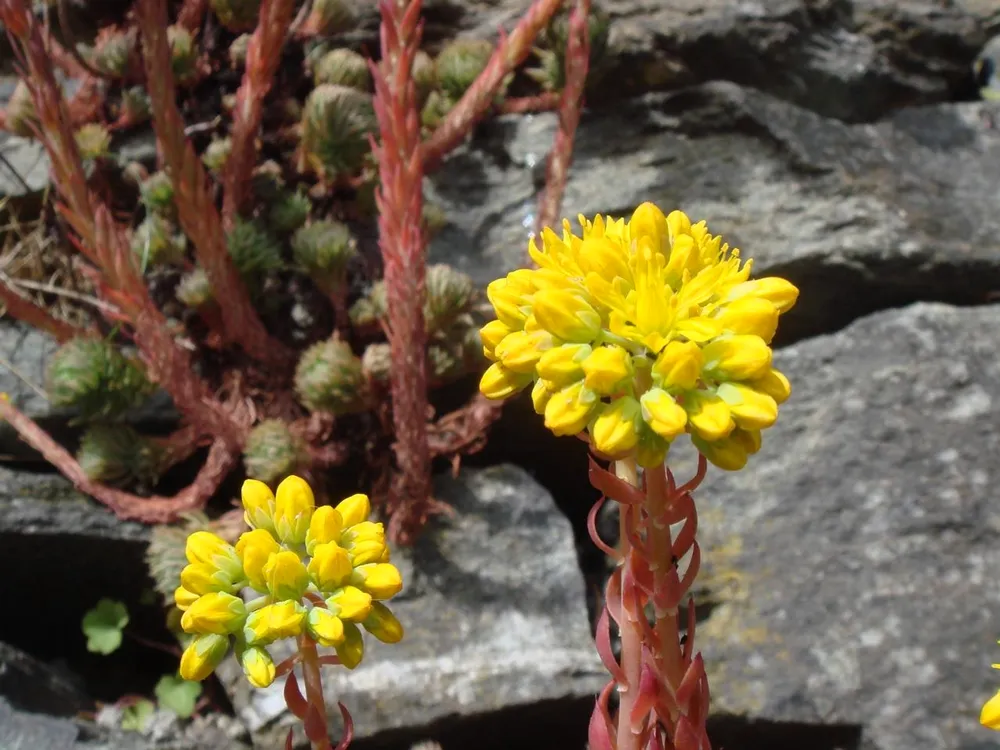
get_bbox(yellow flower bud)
[486,277,529,329]
[235,528,280,592]
[684,390,735,441]
[640,388,687,440]
[243,601,306,645]
[480,362,532,400]
[715,297,779,342]
[179,633,229,682]
[180,562,240,596]
[180,592,247,635]
[185,532,244,582]
[664,234,698,282]
[693,433,750,471]
[701,335,772,381]
[543,381,599,436]
[536,343,590,387]
[665,210,691,243]
[629,202,668,252]
[242,479,276,533]
[262,550,310,601]
[342,522,386,565]
[494,329,556,374]
[241,646,276,688]
[336,622,365,669]
[749,368,791,405]
[351,562,403,600]
[305,505,344,555]
[363,602,403,644]
[582,345,632,395]
[590,397,640,456]
[273,474,315,545]
[531,289,602,343]
[174,586,199,611]
[307,607,346,647]
[531,378,553,415]
[327,585,373,622]
[723,276,799,313]
[480,319,512,360]
[309,542,353,591]
[716,382,778,430]
[335,492,371,528]
[651,340,702,391]
[982,689,1000,730]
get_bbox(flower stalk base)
[589,454,712,750]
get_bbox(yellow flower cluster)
[982,658,1000,730]
[480,202,799,470]
[175,476,403,688]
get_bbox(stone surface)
[0,640,89,717]
[220,464,606,746]
[428,82,1000,346]
[651,302,1000,750]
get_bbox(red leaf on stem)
[283,672,308,719]
[595,606,626,683]
[588,680,617,750]
[332,701,354,750]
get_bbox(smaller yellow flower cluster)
[175,476,403,688]
[479,202,799,470]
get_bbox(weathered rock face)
[645,303,1000,750]
[220,464,606,747]
[428,82,1000,347]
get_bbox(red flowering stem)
[420,0,563,171]
[499,92,560,114]
[222,0,296,227]
[536,0,590,236]
[0,397,238,522]
[613,458,646,750]
[296,634,332,750]
[371,0,432,543]
[136,0,293,370]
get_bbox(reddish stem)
[420,0,563,171]
[297,634,332,750]
[499,92,560,114]
[371,0,433,543]
[0,280,82,342]
[535,0,591,236]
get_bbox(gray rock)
[220,464,606,746]
[428,83,1000,346]
[0,640,88,717]
[655,302,1000,750]
[0,697,79,750]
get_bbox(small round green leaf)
[154,674,202,719]
[81,599,129,655]
[120,699,155,732]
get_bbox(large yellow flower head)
[479,202,799,470]
[175,476,404,688]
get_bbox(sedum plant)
[479,201,799,750]
[177,475,404,748]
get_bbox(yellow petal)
[750,368,791,405]
[240,646,276,688]
[536,343,591,387]
[307,608,346,647]
[241,479,276,533]
[180,592,247,635]
[306,505,345,555]
[685,390,734,441]
[692,433,749,471]
[262,550,309,601]
[363,602,404,644]
[243,601,306,645]
[494,329,556,374]
[479,319,512,360]
[715,297,779,342]
[665,210,692,243]
[327,585,373,622]
[335,493,371,528]
[235,528,280,592]
[273,475,315,545]
[590,397,641,456]
[531,378,553,415]
[351,562,403,600]
[723,276,799,313]
[639,388,687,441]
[335,622,365,669]
[982,690,1000,730]
[582,345,633,396]
[308,542,353,591]
[179,634,229,682]
[651,340,702,391]
[629,202,668,253]
[716,382,778,430]
[531,288,602,343]
[174,586,200,612]
[480,362,532,400]
[543,381,600,437]
[701,335,772,381]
